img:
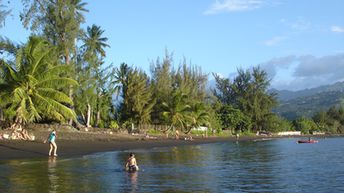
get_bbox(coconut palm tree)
[113,63,131,99]
[184,102,209,134]
[0,36,77,128]
[162,91,190,132]
[79,24,109,127]
[82,24,109,59]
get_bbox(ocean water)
[1,137,344,193]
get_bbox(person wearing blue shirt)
[44,129,58,156]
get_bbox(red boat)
[297,140,318,143]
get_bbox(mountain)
[272,81,344,101]
[273,81,344,120]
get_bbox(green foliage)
[293,118,318,134]
[213,66,278,133]
[162,90,190,132]
[212,130,232,137]
[117,66,155,125]
[204,103,222,132]
[184,102,209,133]
[0,36,77,124]
[262,114,293,132]
[150,52,209,133]
[150,52,174,123]
[21,0,87,49]
[147,128,161,135]
[109,120,119,130]
[276,91,344,120]
[218,104,250,132]
[312,106,344,134]
[75,24,113,127]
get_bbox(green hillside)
[273,82,344,120]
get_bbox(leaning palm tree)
[0,36,77,130]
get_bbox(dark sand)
[0,136,241,161]
[1,131,321,161]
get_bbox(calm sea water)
[1,137,344,193]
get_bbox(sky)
[1,0,344,91]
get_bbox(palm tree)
[113,63,131,99]
[21,0,88,126]
[185,102,209,134]
[162,91,190,132]
[82,24,109,59]
[80,24,109,127]
[0,36,77,128]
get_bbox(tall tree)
[113,63,131,99]
[150,52,208,127]
[122,68,155,125]
[21,0,88,125]
[213,66,277,132]
[150,52,174,123]
[78,24,109,127]
[0,36,77,128]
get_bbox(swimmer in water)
[125,153,139,172]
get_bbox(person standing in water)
[44,129,58,157]
[125,153,139,172]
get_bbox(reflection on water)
[48,156,58,193]
[128,171,138,192]
[1,137,344,192]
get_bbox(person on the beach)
[44,129,58,157]
[125,153,139,172]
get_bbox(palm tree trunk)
[86,103,91,128]
[64,48,75,126]
[68,85,74,125]
[96,110,100,127]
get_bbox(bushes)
[293,118,318,134]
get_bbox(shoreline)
[0,136,233,161]
[0,134,337,162]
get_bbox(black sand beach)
[0,135,235,161]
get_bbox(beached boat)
[297,139,318,143]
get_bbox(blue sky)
[1,0,344,91]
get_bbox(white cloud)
[204,0,264,15]
[260,53,344,90]
[331,26,344,33]
[263,36,286,46]
[259,55,296,78]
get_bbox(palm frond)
[36,88,73,105]
[37,77,78,89]
[34,93,76,121]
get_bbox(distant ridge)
[273,81,344,120]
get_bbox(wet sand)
[0,132,323,161]
[0,136,237,161]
